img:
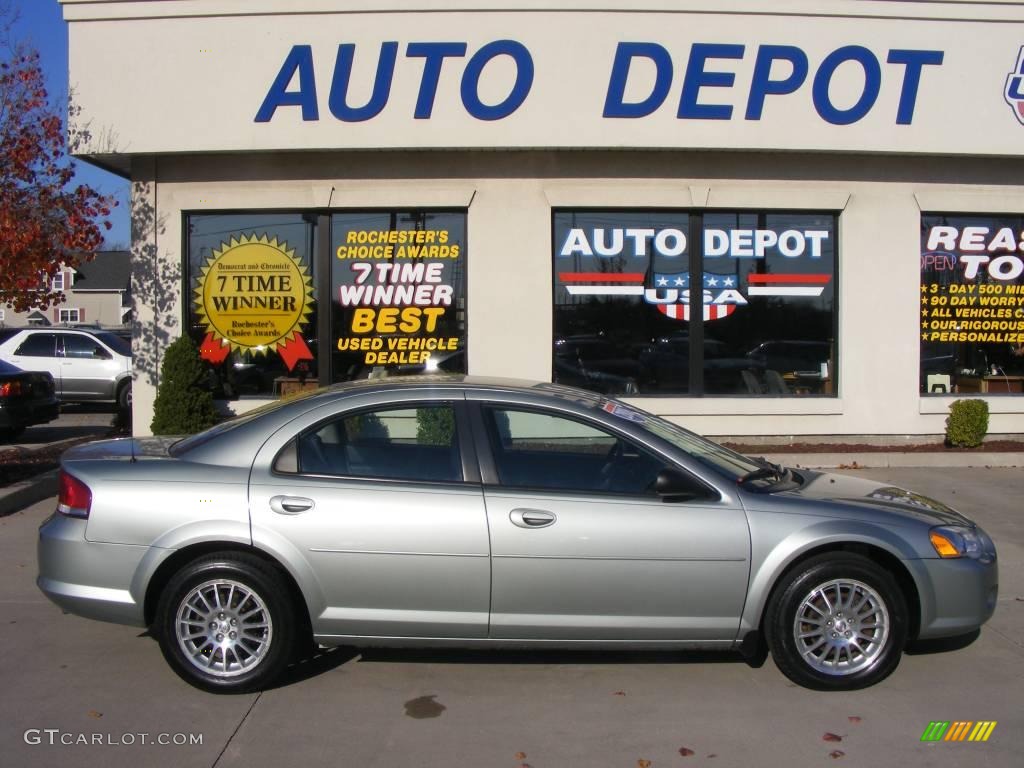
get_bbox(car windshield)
[597,399,762,479]
[94,332,131,357]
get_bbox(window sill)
[919,396,1024,415]
[619,397,843,416]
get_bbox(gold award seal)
[195,234,314,369]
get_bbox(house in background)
[0,251,131,329]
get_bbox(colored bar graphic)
[921,722,949,741]
[969,722,997,742]
[944,721,972,741]
[920,721,996,742]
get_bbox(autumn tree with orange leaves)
[0,14,114,313]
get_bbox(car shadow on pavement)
[354,647,754,667]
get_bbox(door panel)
[248,400,490,639]
[58,334,118,400]
[473,402,750,641]
[484,489,750,640]
[250,479,490,637]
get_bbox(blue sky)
[10,0,131,248]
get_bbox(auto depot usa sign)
[68,7,1024,156]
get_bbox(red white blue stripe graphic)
[746,273,831,297]
[560,272,645,296]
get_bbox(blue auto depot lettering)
[255,40,534,122]
[254,39,943,127]
[604,42,943,125]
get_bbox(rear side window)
[14,334,58,357]
[291,404,462,483]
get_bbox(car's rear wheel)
[765,553,907,690]
[156,553,294,693]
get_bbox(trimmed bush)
[151,336,219,435]
[945,398,989,448]
[416,406,455,445]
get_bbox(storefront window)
[187,213,319,397]
[920,214,1024,395]
[552,210,837,397]
[330,211,466,382]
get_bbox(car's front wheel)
[156,553,295,693]
[765,553,907,690]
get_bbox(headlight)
[929,525,991,561]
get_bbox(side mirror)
[654,468,706,502]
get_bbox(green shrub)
[416,407,454,445]
[150,336,219,435]
[945,399,989,448]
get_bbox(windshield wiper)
[738,458,791,487]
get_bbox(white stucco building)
[62,0,1024,438]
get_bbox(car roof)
[174,375,605,464]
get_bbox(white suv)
[0,328,132,408]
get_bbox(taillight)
[57,470,92,519]
[0,381,22,397]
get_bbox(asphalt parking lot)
[0,467,1020,768]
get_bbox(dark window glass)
[14,334,57,358]
[700,213,836,396]
[93,332,131,357]
[331,211,466,383]
[62,334,108,359]
[920,214,1024,395]
[187,213,319,398]
[552,210,837,397]
[553,211,688,395]
[296,405,461,482]
[483,407,665,495]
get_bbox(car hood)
[780,470,974,526]
[62,436,181,461]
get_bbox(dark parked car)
[0,359,59,440]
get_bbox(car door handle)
[510,508,556,528]
[269,495,315,515]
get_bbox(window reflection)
[552,210,838,397]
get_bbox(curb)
[765,452,1024,469]
[0,469,58,517]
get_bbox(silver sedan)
[37,377,998,693]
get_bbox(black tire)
[765,553,907,691]
[117,381,131,411]
[156,553,295,693]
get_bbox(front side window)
[920,214,1024,395]
[482,406,666,495]
[553,210,838,397]
[295,404,462,482]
